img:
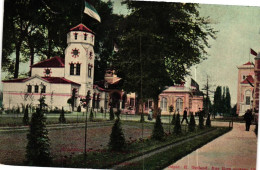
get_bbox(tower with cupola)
[64,24,95,98]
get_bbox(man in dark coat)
[244,109,253,131]
[181,108,189,124]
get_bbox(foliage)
[188,113,196,132]
[213,86,222,115]
[16,106,20,114]
[26,108,52,166]
[140,113,145,123]
[169,105,174,113]
[199,110,204,129]
[59,107,66,123]
[206,114,211,127]
[152,114,165,140]
[89,108,94,121]
[109,107,114,120]
[213,86,231,116]
[112,1,216,116]
[174,113,181,134]
[231,104,237,116]
[108,119,126,151]
[23,104,29,125]
[171,113,176,125]
[100,107,104,113]
[39,95,47,111]
[77,105,81,112]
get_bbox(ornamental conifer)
[199,110,204,129]
[206,114,211,127]
[77,105,81,112]
[171,113,176,125]
[109,107,114,120]
[188,113,196,132]
[152,114,164,140]
[26,108,52,166]
[174,113,182,134]
[23,105,29,125]
[89,108,94,121]
[59,107,66,123]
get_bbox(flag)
[250,48,257,56]
[84,0,101,22]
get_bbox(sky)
[1,1,260,106]
[109,0,260,105]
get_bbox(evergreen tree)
[59,107,66,123]
[171,113,176,125]
[206,114,211,127]
[152,114,165,140]
[188,113,196,132]
[100,107,104,113]
[16,106,20,114]
[199,110,204,129]
[23,104,29,125]
[108,111,125,151]
[109,107,114,120]
[225,87,231,116]
[26,108,52,166]
[89,108,94,121]
[77,105,81,112]
[221,86,226,115]
[213,86,222,117]
[174,113,182,134]
[140,112,145,123]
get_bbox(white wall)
[31,67,65,77]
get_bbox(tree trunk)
[153,96,159,118]
[14,42,21,78]
[29,45,34,77]
[135,96,140,114]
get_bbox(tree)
[112,1,216,117]
[23,104,29,125]
[225,87,231,116]
[77,105,81,112]
[89,108,94,121]
[108,111,125,151]
[26,108,52,166]
[171,113,176,125]
[59,107,66,123]
[202,75,214,116]
[109,107,114,120]
[174,113,182,134]
[188,113,196,132]
[213,86,222,117]
[231,104,237,116]
[152,114,164,140]
[206,114,211,127]
[199,110,204,129]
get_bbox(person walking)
[244,109,253,131]
[181,108,189,124]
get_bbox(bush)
[171,113,176,125]
[77,105,81,112]
[100,107,104,113]
[26,108,52,166]
[89,108,94,121]
[206,114,211,127]
[59,107,66,123]
[16,106,20,114]
[109,107,114,120]
[152,114,164,140]
[174,113,182,135]
[108,119,125,151]
[188,113,196,132]
[140,113,145,123]
[23,105,29,125]
[199,110,204,129]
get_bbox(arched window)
[176,98,183,113]
[74,33,78,40]
[41,85,46,94]
[35,85,39,93]
[245,90,251,105]
[84,33,87,40]
[160,97,167,111]
[70,63,75,75]
[76,63,81,75]
[27,85,32,93]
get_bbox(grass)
[118,127,231,170]
[53,125,222,169]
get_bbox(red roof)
[3,76,80,86]
[243,61,253,66]
[241,75,254,84]
[70,24,95,34]
[31,56,64,68]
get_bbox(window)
[176,98,183,113]
[130,98,134,107]
[91,35,94,42]
[243,75,246,80]
[160,97,167,111]
[74,33,78,40]
[84,34,87,40]
[145,101,148,110]
[70,63,74,75]
[88,64,92,77]
[246,96,250,105]
[35,85,39,93]
[27,85,32,93]
[89,52,93,59]
[76,63,81,75]
[41,85,46,93]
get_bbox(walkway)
[165,123,257,170]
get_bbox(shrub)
[59,107,66,123]
[26,108,52,166]
[140,113,145,123]
[100,107,104,113]
[171,113,176,125]
[188,113,196,132]
[174,114,181,134]
[108,119,125,151]
[16,106,20,114]
[23,105,29,125]
[115,109,121,120]
[199,110,204,129]
[152,114,164,140]
[109,107,114,120]
[77,105,81,112]
[89,108,94,121]
[206,114,211,127]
